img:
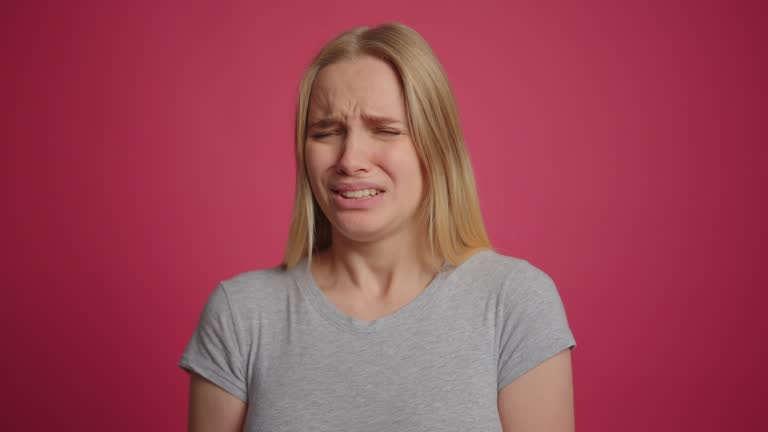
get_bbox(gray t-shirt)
[178,249,576,431]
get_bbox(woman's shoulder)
[453,249,559,299]
[454,249,549,281]
[215,262,299,305]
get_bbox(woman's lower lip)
[331,191,384,209]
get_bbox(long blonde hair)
[282,22,492,269]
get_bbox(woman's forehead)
[308,57,406,122]
[307,96,406,125]
[307,112,406,131]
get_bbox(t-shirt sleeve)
[178,282,248,402]
[497,260,577,391]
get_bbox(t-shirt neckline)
[292,253,486,334]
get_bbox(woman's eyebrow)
[361,114,403,126]
[307,117,343,130]
[307,114,404,130]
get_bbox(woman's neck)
[312,227,443,300]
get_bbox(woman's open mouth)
[334,188,383,200]
[331,188,385,208]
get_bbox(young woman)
[179,22,577,432]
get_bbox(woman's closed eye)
[311,129,402,139]
[376,129,401,136]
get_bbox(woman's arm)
[187,372,247,432]
[497,349,575,432]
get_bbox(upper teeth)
[339,188,379,198]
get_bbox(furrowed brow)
[307,114,405,130]
[361,113,404,127]
[307,117,343,130]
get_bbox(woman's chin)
[331,220,391,243]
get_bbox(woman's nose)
[336,129,371,175]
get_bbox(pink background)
[3,0,766,430]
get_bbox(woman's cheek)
[380,145,422,181]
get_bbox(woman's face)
[305,55,426,245]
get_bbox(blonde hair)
[281,22,492,269]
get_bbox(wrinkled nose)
[336,129,372,176]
